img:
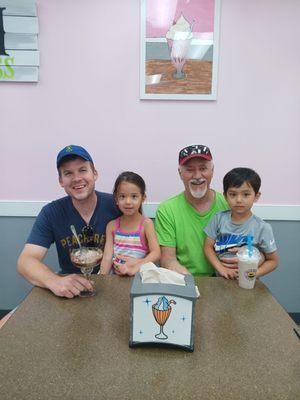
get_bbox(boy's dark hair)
[223,168,261,194]
[113,171,146,213]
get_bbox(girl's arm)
[99,221,114,275]
[255,251,279,278]
[116,218,161,276]
[204,237,238,280]
[142,217,161,264]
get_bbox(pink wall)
[1,0,300,205]
[146,0,214,38]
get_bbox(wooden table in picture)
[145,60,212,95]
[0,277,299,400]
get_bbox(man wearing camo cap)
[155,144,233,276]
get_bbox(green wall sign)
[0,0,39,82]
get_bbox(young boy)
[204,167,279,279]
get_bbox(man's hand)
[17,244,95,298]
[47,274,94,298]
[160,246,190,275]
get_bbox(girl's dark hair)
[223,168,261,194]
[113,171,146,213]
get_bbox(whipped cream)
[71,248,102,267]
[166,14,193,41]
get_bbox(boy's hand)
[219,256,238,269]
[219,247,239,269]
[217,266,238,280]
[219,247,264,269]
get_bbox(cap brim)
[179,154,212,165]
[57,154,91,168]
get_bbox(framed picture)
[0,0,39,82]
[140,0,220,100]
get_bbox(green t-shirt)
[155,191,228,276]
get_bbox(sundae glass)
[166,14,193,79]
[152,296,176,340]
[70,246,103,297]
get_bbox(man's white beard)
[188,181,207,199]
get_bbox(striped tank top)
[113,217,148,260]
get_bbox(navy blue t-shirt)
[27,191,120,274]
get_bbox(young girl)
[101,171,161,276]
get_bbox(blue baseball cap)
[56,145,93,168]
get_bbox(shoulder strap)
[115,217,121,230]
[137,216,145,233]
[112,218,121,237]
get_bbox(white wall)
[1,0,300,205]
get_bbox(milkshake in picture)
[166,14,193,79]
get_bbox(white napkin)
[140,263,186,286]
[140,263,200,297]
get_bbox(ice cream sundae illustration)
[152,296,176,340]
[166,14,194,79]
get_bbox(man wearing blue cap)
[17,145,120,298]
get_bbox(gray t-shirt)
[204,210,277,255]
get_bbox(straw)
[247,235,253,257]
[190,19,196,32]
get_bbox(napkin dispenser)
[129,272,198,352]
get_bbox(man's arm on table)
[17,244,93,298]
[160,246,191,275]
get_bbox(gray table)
[0,277,299,400]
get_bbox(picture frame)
[0,0,39,82]
[140,0,220,100]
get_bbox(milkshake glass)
[152,296,176,340]
[237,246,260,289]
